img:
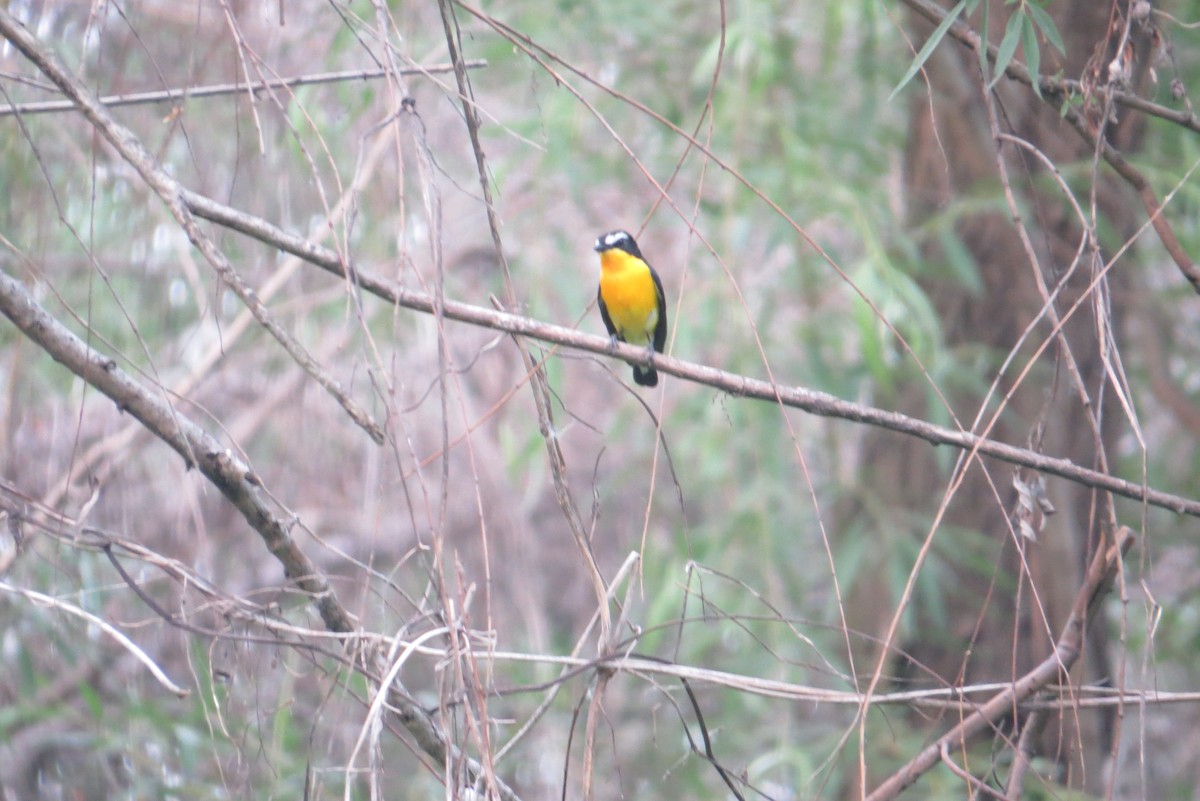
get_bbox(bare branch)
[0,579,190,697]
[865,526,1136,801]
[435,0,615,655]
[5,149,1190,518]
[0,8,387,445]
[139,187,1200,518]
[0,266,521,801]
[0,61,486,117]
[898,0,1200,293]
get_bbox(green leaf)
[937,227,984,294]
[888,0,966,102]
[1027,2,1066,55]
[977,0,990,78]
[991,9,1024,88]
[1022,13,1042,96]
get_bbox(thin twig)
[434,0,613,657]
[495,552,641,763]
[939,741,1008,800]
[897,0,1200,292]
[1004,706,1049,800]
[0,265,522,801]
[0,61,486,117]
[181,194,1200,518]
[0,579,190,696]
[15,158,1193,520]
[0,10,388,446]
[865,527,1135,801]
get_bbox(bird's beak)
[593,241,603,253]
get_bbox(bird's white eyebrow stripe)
[603,231,628,247]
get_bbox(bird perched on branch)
[593,230,667,387]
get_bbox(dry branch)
[0,61,486,117]
[865,526,1135,801]
[0,268,354,632]
[144,185,1200,519]
[0,9,386,445]
[0,265,521,801]
[2,6,1172,524]
[898,0,1200,293]
[0,5,1179,800]
[0,88,1193,523]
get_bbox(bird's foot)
[607,334,620,354]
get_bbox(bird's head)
[593,230,642,258]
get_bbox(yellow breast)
[599,250,659,345]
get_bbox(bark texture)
[843,2,1152,795]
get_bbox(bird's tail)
[633,365,658,387]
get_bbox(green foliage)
[8,0,1200,797]
[891,0,975,101]
[0,545,366,799]
[992,1,1065,96]
[891,0,1066,100]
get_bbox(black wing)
[649,265,667,354]
[597,285,619,340]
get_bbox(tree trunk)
[843,1,1151,794]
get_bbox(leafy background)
[1,1,1198,799]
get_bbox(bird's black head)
[593,230,642,258]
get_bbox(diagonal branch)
[2,142,1182,520]
[3,11,1186,518]
[897,0,1200,293]
[0,266,356,634]
[141,187,1200,519]
[0,263,522,801]
[0,61,486,117]
[865,526,1135,801]
[0,9,386,446]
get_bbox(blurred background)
[1,0,1199,798]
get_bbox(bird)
[593,230,667,387]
